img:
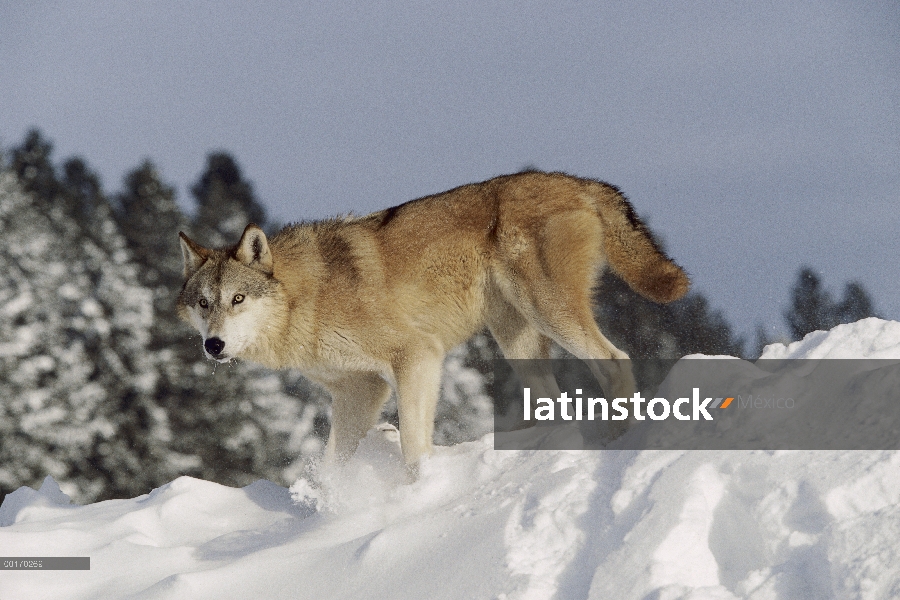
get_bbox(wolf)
[177,171,689,470]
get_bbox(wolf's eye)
[233,294,245,305]
[198,298,208,308]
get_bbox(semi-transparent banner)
[492,359,900,450]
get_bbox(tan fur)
[177,171,689,470]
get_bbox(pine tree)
[61,157,105,230]
[1,135,328,501]
[12,131,125,252]
[0,169,168,503]
[784,267,878,341]
[115,161,186,296]
[4,133,173,501]
[9,129,62,210]
[785,267,835,339]
[190,152,267,247]
[837,282,876,324]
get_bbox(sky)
[2,0,898,341]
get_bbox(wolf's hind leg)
[495,266,636,403]
[544,309,636,403]
[486,293,561,405]
[536,302,636,403]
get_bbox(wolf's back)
[590,182,690,303]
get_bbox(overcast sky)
[2,0,898,341]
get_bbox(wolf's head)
[177,224,282,362]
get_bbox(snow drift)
[2,318,900,600]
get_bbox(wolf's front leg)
[392,349,444,475]
[324,372,393,465]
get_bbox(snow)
[759,317,900,360]
[3,320,900,599]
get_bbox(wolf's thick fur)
[177,171,689,469]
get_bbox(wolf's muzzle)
[204,337,226,357]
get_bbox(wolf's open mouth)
[204,352,232,363]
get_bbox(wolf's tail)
[593,183,690,303]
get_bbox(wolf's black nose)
[205,337,225,356]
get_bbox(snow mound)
[760,317,900,359]
[0,475,73,527]
[1,319,899,599]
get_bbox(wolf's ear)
[234,224,273,275]
[179,232,209,280]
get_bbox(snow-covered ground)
[2,318,900,600]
